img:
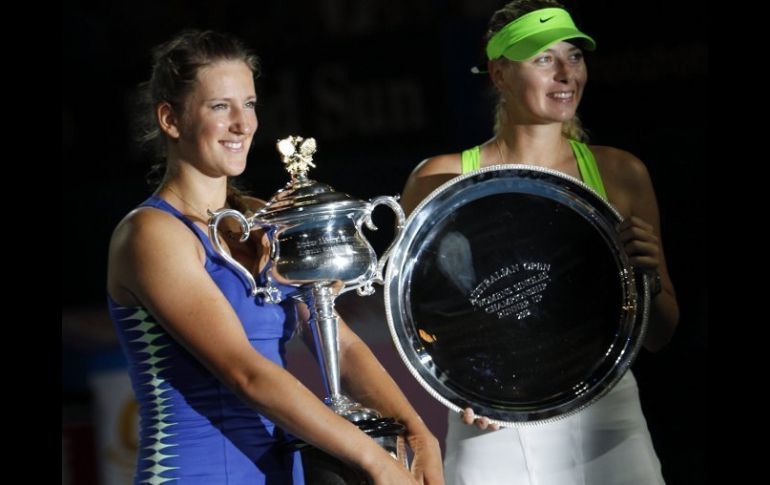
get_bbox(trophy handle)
[343,195,406,297]
[208,209,283,303]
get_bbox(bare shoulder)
[410,153,463,178]
[401,153,463,216]
[589,145,655,217]
[589,145,650,185]
[108,206,204,303]
[110,206,197,255]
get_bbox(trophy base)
[286,417,407,484]
[325,395,382,423]
[297,446,369,485]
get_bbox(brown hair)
[136,29,260,210]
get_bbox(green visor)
[486,7,596,62]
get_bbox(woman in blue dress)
[106,29,443,485]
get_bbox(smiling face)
[171,60,258,177]
[492,41,587,126]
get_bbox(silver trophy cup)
[208,136,408,478]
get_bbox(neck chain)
[164,185,212,221]
[164,184,247,243]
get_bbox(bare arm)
[614,155,680,351]
[336,318,444,485]
[295,302,443,485]
[108,209,416,484]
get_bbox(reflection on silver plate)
[384,165,651,426]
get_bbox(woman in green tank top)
[400,1,679,484]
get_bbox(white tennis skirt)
[443,371,665,485]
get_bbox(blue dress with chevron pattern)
[107,195,304,484]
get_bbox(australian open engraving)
[295,234,353,257]
[469,262,551,320]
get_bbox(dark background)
[62,0,707,483]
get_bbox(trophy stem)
[299,283,381,421]
[304,283,343,402]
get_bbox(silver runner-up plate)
[384,165,652,426]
